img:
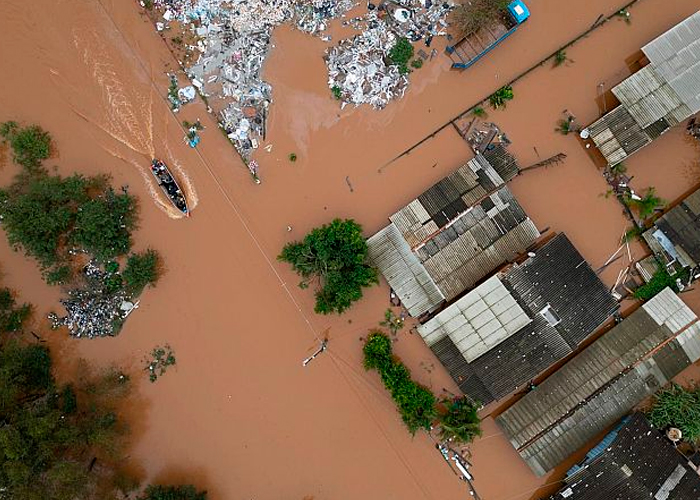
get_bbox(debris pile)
[294,0,356,35]
[328,0,453,107]
[48,261,136,339]
[327,27,408,109]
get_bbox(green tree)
[139,484,208,500]
[0,121,51,171]
[278,219,378,314]
[0,288,31,333]
[648,383,700,442]
[633,266,687,301]
[122,249,161,295]
[0,173,92,268]
[438,397,482,444]
[72,188,137,261]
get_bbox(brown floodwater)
[1,0,699,499]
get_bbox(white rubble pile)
[327,27,408,109]
[329,0,453,107]
[294,0,356,35]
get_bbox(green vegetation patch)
[278,218,378,314]
[0,121,51,171]
[388,37,415,75]
[633,265,688,301]
[489,85,514,109]
[648,383,700,442]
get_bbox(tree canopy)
[0,287,31,334]
[438,397,482,444]
[450,0,510,37]
[139,485,208,500]
[0,121,52,171]
[648,383,700,442]
[122,249,161,295]
[278,219,378,314]
[0,171,137,278]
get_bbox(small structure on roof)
[367,152,539,317]
[496,287,700,476]
[586,11,700,165]
[548,413,700,500]
[420,233,618,405]
[643,186,700,272]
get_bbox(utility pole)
[302,338,328,367]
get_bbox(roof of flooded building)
[643,187,700,268]
[425,233,618,405]
[549,413,700,500]
[496,288,700,476]
[587,11,700,165]
[368,153,539,316]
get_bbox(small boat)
[151,159,189,216]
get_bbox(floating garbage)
[49,261,132,339]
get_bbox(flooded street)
[1,0,699,499]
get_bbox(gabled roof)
[496,288,700,476]
[643,187,700,268]
[587,11,700,165]
[424,234,618,405]
[368,153,539,316]
[550,413,700,500]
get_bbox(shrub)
[0,121,51,171]
[648,383,700,441]
[555,118,571,135]
[278,219,378,314]
[633,266,688,301]
[331,85,342,100]
[489,85,514,109]
[363,331,437,434]
[472,106,487,118]
[410,58,423,69]
[553,49,568,67]
[45,265,72,285]
[289,153,297,162]
[388,37,414,75]
[122,249,161,295]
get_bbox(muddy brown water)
[1,0,699,499]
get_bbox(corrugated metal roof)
[496,288,699,476]
[549,414,700,500]
[587,12,700,165]
[418,275,532,361]
[429,234,617,405]
[642,11,700,114]
[643,187,700,267]
[367,223,445,317]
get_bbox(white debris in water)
[327,27,408,109]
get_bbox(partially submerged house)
[418,233,618,405]
[496,288,700,476]
[367,151,539,317]
[642,186,700,270]
[549,413,700,500]
[586,11,700,165]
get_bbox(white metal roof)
[417,275,532,361]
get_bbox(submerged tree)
[438,397,482,444]
[0,287,31,334]
[489,85,514,109]
[122,249,161,295]
[139,484,208,500]
[0,121,52,171]
[278,219,378,314]
[626,186,665,220]
[450,0,510,37]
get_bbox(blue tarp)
[508,0,530,24]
